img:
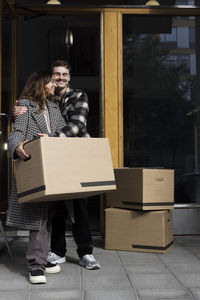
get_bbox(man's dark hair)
[51,60,71,74]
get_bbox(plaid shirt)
[55,85,90,137]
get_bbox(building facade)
[1,0,200,233]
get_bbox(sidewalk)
[0,235,200,300]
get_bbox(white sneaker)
[45,262,61,274]
[47,252,66,264]
[29,269,47,284]
[79,254,100,270]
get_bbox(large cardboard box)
[106,168,174,210]
[105,208,173,253]
[15,137,116,203]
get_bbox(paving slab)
[82,265,132,290]
[189,288,200,299]
[117,251,161,264]
[0,277,30,291]
[29,289,84,300]
[124,262,170,274]
[0,290,30,300]
[165,261,200,274]
[0,256,28,281]
[129,273,183,289]
[158,252,200,265]
[186,248,200,258]
[85,289,138,300]
[176,273,200,288]
[137,288,193,299]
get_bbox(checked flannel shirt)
[52,85,90,137]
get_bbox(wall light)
[145,0,160,5]
[65,29,73,47]
[46,0,61,5]
[3,143,8,151]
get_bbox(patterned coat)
[6,99,66,230]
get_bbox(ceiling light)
[46,0,61,5]
[145,0,160,5]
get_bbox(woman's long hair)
[19,71,53,111]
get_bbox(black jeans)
[51,199,93,258]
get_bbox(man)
[14,60,100,270]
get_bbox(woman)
[6,71,66,284]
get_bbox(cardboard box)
[105,208,173,253]
[106,168,174,210]
[15,137,116,203]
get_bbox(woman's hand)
[16,141,30,160]
[37,133,48,137]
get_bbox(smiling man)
[47,60,100,270]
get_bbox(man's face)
[52,66,70,90]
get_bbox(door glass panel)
[123,14,200,204]
[18,15,100,138]
[0,0,14,205]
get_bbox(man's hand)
[16,141,30,160]
[13,100,28,117]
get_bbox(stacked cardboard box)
[105,168,174,253]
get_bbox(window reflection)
[123,15,200,204]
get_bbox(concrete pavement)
[0,236,200,299]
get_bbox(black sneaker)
[45,262,61,274]
[29,269,47,284]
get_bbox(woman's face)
[45,79,56,95]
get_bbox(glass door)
[0,0,15,209]
[17,14,101,232]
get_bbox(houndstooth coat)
[6,99,66,230]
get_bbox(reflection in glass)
[123,15,200,203]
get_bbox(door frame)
[0,0,16,210]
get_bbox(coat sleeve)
[8,99,30,159]
[55,109,68,133]
[50,92,89,137]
